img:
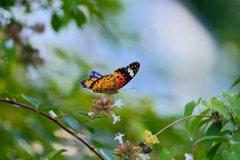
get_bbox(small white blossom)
[0,8,11,25]
[185,153,194,160]
[112,114,120,124]
[138,154,150,160]
[113,99,123,108]
[114,132,124,144]
[20,27,33,44]
[88,112,94,116]
[5,39,14,49]
[49,110,57,118]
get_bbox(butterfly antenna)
[119,87,135,92]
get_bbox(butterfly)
[80,62,140,94]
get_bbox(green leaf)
[194,136,229,146]
[233,128,240,142]
[197,97,202,105]
[229,76,240,90]
[12,104,20,108]
[86,127,95,134]
[202,98,231,119]
[206,124,223,149]
[221,91,240,119]
[99,148,114,160]
[19,158,36,160]
[184,101,197,130]
[187,109,210,141]
[231,143,240,155]
[92,140,104,148]
[21,94,40,108]
[205,142,222,159]
[193,143,206,160]
[63,114,79,130]
[51,13,62,31]
[206,124,222,136]
[38,105,54,112]
[223,150,240,160]
[45,149,67,160]
[72,9,86,27]
[222,143,240,160]
[79,111,90,118]
[214,153,223,160]
[158,147,177,160]
[112,152,122,158]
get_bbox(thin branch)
[0,98,104,160]
[155,115,212,136]
[76,109,103,134]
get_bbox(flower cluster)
[89,96,123,124]
[143,130,159,145]
[114,132,139,160]
[117,141,139,160]
[114,132,151,160]
[90,96,114,115]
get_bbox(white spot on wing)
[128,68,134,77]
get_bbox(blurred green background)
[0,0,239,159]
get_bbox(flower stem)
[155,115,212,136]
[75,108,103,134]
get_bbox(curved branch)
[0,98,104,160]
[155,115,213,136]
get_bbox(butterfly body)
[80,62,140,94]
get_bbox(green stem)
[75,108,103,134]
[155,115,212,136]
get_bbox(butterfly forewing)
[114,62,140,90]
[90,74,117,93]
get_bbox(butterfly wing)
[80,78,98,88]
[80,71,102,88]
[114,62,140,90]
[88,71,102,78]
[90,74,117,93]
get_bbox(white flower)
[113,99,123,108]
[88,112,94,116]
[138,154,150,160]
[5,39,14,49]
[114,132,124,144]
[49,110,57,118]
[112,114,120,124]
[0,8,11,25]
[20,27,33,44]
[185,153,194,160]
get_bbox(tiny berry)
[142,145,152,154]
[138,140,145,147]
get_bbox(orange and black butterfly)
[80,62,140,94]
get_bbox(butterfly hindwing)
[80,78,97,88]
[80,71,102,88]
[88,71,102,78]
